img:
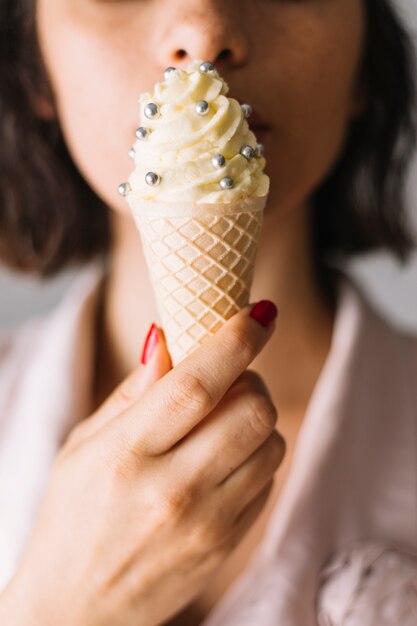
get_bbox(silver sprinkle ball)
[118,182,131,197]
[220,176,234,190]
[195,100,209,116]
[136,126,150,140]
[240,145,255,160]
[211,154,226,168]
[144,102,160,119]
[199,61,215,73]
[241,103,252,118]
[255,143,265,157]
[145,172,161,186]
[128,147,136,160]
[164,66,176,80]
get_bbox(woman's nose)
[153,1,249,71]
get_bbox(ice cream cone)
[130,197,265,365]
[120,59,270,365]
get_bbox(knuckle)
[246,391,278,436]
[238,369,265,391]
[205,536,231,565]
[102,448,135,484]
[113,380,136,412]
[96,430,139,482]
[153,482,194,521]
[266,431,286,467]
[224,323,255,364]
[184,529,227,572]
[258,478,275,505]
[167,370,214,416]
[190,513,228,554]
[246,371,273,403]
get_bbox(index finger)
[109,300,277,456]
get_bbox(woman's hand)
[2,303,285,626]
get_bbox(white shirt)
[1,265,416,625]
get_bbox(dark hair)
[0,0,110,276]
[312,0,417,268]
[0,0,415,278]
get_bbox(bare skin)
[34,0,366,414]
[0,0,367,623]
[0,311,286,626]
[165,407,306,626]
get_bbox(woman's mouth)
[252,126,272,143]
[236,99,272,141]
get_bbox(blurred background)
[1,0,416,334]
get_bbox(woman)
[0,0,416,624]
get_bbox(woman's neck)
[94,202,335,415]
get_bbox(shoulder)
[0,264,104,426]
[338,274,417,388]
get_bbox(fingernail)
[140,323,159,365]
[249,300,278,328]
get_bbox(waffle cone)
[130,197,266,365]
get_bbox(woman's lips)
[248,112,271,132]
[235,98,272,138]
[252,127,272,142]
[250,119,272,143]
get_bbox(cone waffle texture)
[131,197,266,365]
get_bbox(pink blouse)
[1,265,416,625]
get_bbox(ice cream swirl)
[127,59,269,204]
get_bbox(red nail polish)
[140,323,159,365]
[249,300,278,328]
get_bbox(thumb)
[65,324,172,447]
